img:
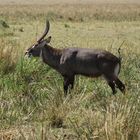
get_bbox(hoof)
[120,86,126,95]
[122,88,126,95]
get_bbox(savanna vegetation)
[0,1,140,139]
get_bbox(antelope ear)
[45,36,51,43]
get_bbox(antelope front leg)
[63,76,70,96]
[63,75,75,96]
[69,75,75,90]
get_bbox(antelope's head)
[25,20,51,57]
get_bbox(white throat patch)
[32,45,36,49]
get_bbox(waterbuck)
[25,20,125,95]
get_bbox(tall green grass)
[0,37,139,140]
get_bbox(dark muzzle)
[25,51,32,58]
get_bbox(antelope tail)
[117,41,125,75]
[118,41,125,62]
[118,47,122,62]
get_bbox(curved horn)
[37,20,50,43]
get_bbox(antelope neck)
[41,45,62,70]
